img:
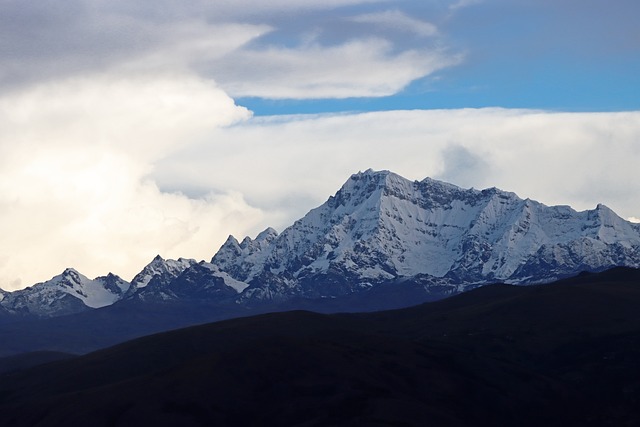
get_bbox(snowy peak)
[0,269,131,317]
[212,228,280,283]
[39,268,130,308]
[211,170,640,301]
[129,255,196,291]
[256,227,279,242]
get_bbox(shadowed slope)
[0,267,639,426]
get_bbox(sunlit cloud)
[156,109,640,230]
[0,74,263,290]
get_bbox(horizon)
[1,1,639,290]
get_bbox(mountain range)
[2,169,640,320]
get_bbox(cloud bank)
[156,108,640,232]
[0,74,263,290]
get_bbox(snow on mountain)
[0,268,130,317]
[161,261,245,300]
[125,255,248,302]
[4,169,640,316]
[125,255,197,301]
[211,169,640,301]
[212,227,279,283]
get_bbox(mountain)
[125,255,197,301]
[1,267,640,426]
[2,169,640,318]
[208,169,640,303]
[0,268,129,318]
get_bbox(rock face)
[3,169,640,317]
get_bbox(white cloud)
[156,108,640,232]
[0,74,264,290]
[351,10,438,37]
[211,39,461,99]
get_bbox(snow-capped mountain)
[208,169,640,301]
[127,255,247,301]
[0,268,129,317]
[125,255,197,301]
[2,169,640,318]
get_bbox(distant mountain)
[2,169,640,318]
[0,268,129,318]
[208,169,640,303]
[125,255,197,301]
[2,267,640,426]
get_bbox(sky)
[1,0,639,290]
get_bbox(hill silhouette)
[1,267,640,426]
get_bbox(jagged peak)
[222,235,240,247]
[327,169,406,208]
[592,203,626,225]
[58,268,87,284]
[152,254,165,262]
[352,169,407,186]
[419,176,464,192]
[356,168,390,177]
[62,267,80,275]
[240,236,253,249]
[256,227,278,241]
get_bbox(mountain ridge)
[2,169,640,318]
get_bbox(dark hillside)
[1,267,639,426]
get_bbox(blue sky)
[238,0,640,114]
[0,0,639,289]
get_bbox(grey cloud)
[0,0,462,98]
[436,145,489,188]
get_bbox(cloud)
[155,108,640,231]
[0,1,462,100]
[0,73,265,290]
[350,10,438,37]
[208,39,461,98]
[438,144,489,187]
[0,2,270,90]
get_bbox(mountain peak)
[62,267,80,276]
[256,227,278,242]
